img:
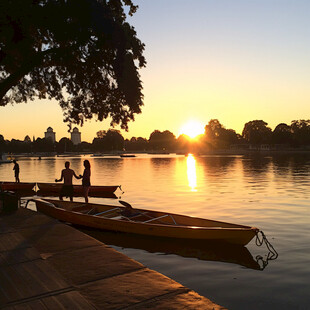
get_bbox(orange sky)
[1,1,310,142]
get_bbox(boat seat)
[110,215,129,221]
[143,214,177,225]
[94,207,121,217]
[78,207,99,215]
[109,215,140,222]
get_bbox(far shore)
[4,148,310,159]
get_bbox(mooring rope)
[255,230,278,270]
[119,185,124,194]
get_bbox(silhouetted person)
[55,161,80,201]
[13,160,20,183]
[80,160,91,203]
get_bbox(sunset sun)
[179,121,205,139]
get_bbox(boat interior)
[43,199,253,229]
[67,203,179,226]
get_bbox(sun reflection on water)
[186,154,197,191]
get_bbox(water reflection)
[198,156,237,178]
[186,154,197,191]
[242,155,272,176]
[80,229,262,270]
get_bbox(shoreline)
[4,149,310,158]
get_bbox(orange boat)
[33,198,259,246]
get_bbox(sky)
[1,0,310,142]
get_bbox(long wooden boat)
[33,199,258,245]
[36,183,120,195]
[0,182,36,191]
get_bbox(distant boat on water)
[147,151,170,155]
[0,154,12,164]
[91,153,105,157]
[120,154,136,158]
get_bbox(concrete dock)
[0,208,225,309]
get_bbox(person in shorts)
[55,161,80,201]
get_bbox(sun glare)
[187,154,197,191]
[179,121,205,139]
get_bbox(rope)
[118,185,124,199]
[255,230,278,270]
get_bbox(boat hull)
[34,199,257,245]
[0,182,36,191]
[37,183,119,195]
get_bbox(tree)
[0,0,146,130]
[96,130,107,139]
[105,129,124,151]
[205,119,223,141]
[242,120,272,145]
[24,135,31,143]
[124,136,147,151]
[176,134,191,153]
[7,139,24,153]
[78,141,92,152]
[56,137,73,153]
[290,120,310,146]
[92,128,124,151]
[135,137,148,151]
[272,123,292,145]
[33,137,55,152]
[92,137,105,152]
[0,134,6,153]
[204,119,239,149]
[148,130,176,151]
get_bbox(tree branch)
[0,47,65,104]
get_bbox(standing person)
[55,161,80,201]
[12,160,20,183]
[80,160,91,203]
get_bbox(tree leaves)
[0,0,145,130]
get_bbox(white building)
[71,127,81,145]
[44,127,56,143]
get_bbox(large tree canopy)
[0,0,145,129]
[242,120,272,144]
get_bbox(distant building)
[44,127,56,143]
[71,127,81,145]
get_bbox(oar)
[119,200,133,209]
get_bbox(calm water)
[1,154,310,310]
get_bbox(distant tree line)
[1,119,310,154]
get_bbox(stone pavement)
[0,208,226,309]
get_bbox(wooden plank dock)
[0,208,225,309]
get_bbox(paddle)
[119,200,133,209]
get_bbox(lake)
[1,153,310,310]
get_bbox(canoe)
[33,199,258,245]
[36,183,120,195]
[0,182,36,191]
